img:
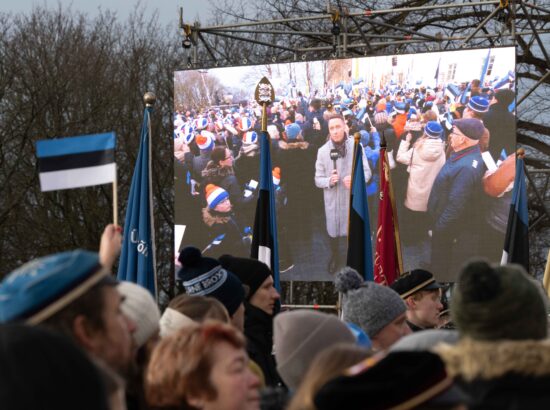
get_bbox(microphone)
[330,149,339,170]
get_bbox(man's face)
[249,276,280,315]
[407,290,443,329]
[328,118,346,144]
[90,287,136,376]
[370,312,411,351]
[448,126,465,152]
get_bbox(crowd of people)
[1,223,548,410]
[174,74,516,280]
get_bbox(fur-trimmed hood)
[202,207,231,227]
[201,162,234,179]
[435,337,550,382]
[278,140,309,150]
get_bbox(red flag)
[374,144,403,285]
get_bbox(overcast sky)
[1,0,213,26]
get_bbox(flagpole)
[144,91,158,301]
[112,173,118,226]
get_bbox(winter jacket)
[427,145,485,233]
[437,338,550,410]
[244,302,284,388]
[234,146,260,189]
[200,208,249,257]
[396,137,445,212]
[315,137,371,238]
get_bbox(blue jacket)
[428,145,485,232]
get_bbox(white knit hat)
[117,281,161,348]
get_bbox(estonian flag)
[251,130,280,291]
[347,136,374,281]
[117,107,157,298]
[501,154,529,271]
[36,132,116,192]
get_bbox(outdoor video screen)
[174,47,516,282]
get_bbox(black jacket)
[244,302,284,388]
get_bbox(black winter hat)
[177,247,245,316]
[0,324,109,410]
[218,255,272,300]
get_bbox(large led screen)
[174,47,516,282]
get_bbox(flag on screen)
[501,154,529,271]
[373,141,403,285]
[347,137,374,281]
[479,49,491,85]
[251,130,280,291]
[36,132,116,192]
[117,106,157,298]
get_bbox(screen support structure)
[177,0,550,296]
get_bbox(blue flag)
[501,155,529,271]
[347,138,374,281]
[117,107,157,298]
[479,49,491,86]
[251,131,280,291]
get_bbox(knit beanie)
[374,111,388,125]
[0,324,109,410]
[273,310,355,390]
[177,247,245,316]
[467,96,490,113]
[424,121,444,139]
[335,267,406,338]
[453,118,484,140]
[285,123,301,140]
[117,281,161,348]
[218,254,272,300]
[451,260,547,341]
[196,131,214,150]
[205,184,229,209]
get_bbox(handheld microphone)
[330,149,339,171]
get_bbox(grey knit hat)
[274,310,355,390]
[335,267,406,338]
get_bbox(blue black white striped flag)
[251,130,280,291]
[36,132,116,192]
[347,137,374,281]
[501,154,529,271]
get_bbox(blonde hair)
[145,321,245,409]
[168,294,230,324]
[287,344,371,410]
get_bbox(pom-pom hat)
[177,247,244,316]
[285,123,301,140]
[205,184,229,209]
[238,117,252,131]
[335,267,406,338]
[0,250,112,324]
[196,131,214,150]
[195,117,208,130]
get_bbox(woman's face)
[203,342,260,410]
[220,149,233,168]
[214,198,232,213]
